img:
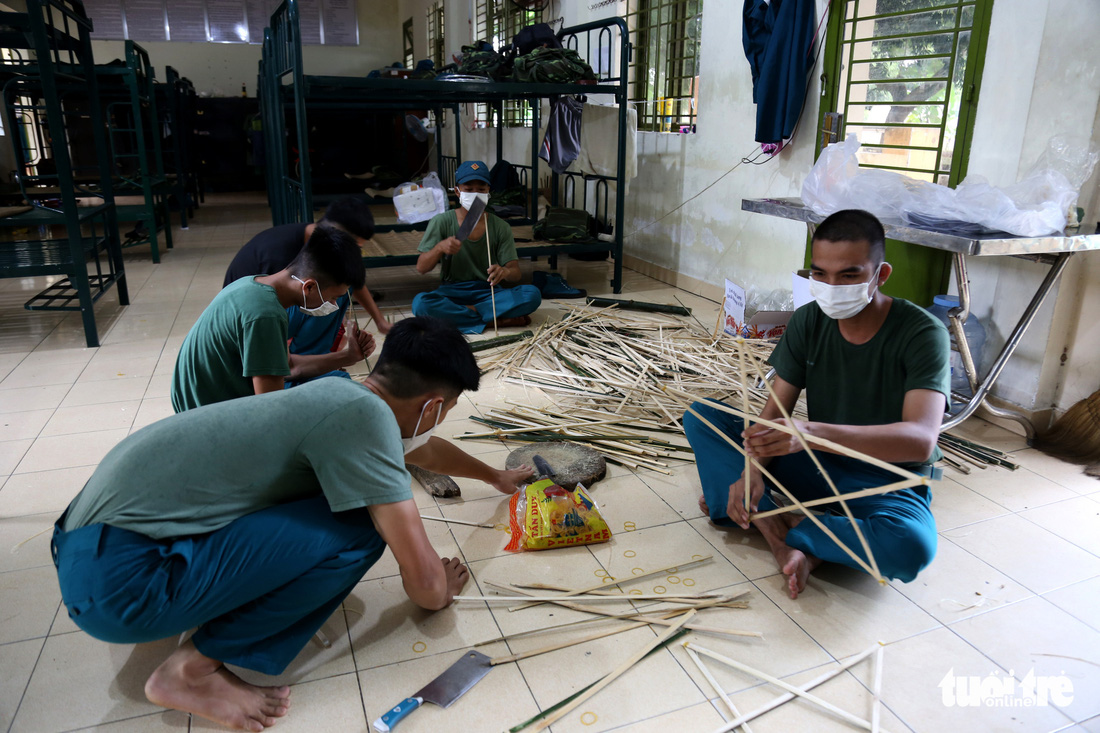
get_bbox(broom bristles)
[1033,389,1100,464]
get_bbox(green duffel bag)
[534,207,598,242]
[512,47,597,84]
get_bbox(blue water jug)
[927,295,986,396]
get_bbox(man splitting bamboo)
[412,160,542,333]
[685,210,950,599]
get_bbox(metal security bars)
[828,0,991,186]
[625,0,702,132]
[427,2,445,71]
[402,18,414,70]
[474,0,545,127]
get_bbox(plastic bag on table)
[393,173,447,224]
[505,478,611,552]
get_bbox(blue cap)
[455,160,490,186]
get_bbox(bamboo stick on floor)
[685,644,753,731]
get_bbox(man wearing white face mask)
[684,210,950,600]
[172,224,371,412]
[54,317,532,731]
[412,160,542,333]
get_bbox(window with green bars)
[402,18,414,70]
[474,0,545,127]
[427,2,445,72]
[625,0,703,132]
[827,0,990,186]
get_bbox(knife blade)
[372,650,493,732]
[442,196,488,281]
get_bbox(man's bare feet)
[754,512,822,600]
[698,494,709,517]
[145,640,291,731]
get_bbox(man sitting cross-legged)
[53,317,531,731]
[684,209,950,599]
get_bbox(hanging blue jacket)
[742,0,817,144]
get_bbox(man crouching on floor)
[51,317,531,731]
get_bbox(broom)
[1032,388,1100,465]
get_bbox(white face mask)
[292,275,340,317]
[809,264,882,320]
[458,191,489,211]
[401,400,442,455]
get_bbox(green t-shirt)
[63,379,412,539]
[171,276,290,412]
[768,297,950,466]
[418,209,518,283]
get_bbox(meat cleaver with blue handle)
[372,650,493,731]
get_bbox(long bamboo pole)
[748,477,928,520]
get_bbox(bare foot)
[754,513,821,600]
[698,494,709,516]
[145,640,291,731]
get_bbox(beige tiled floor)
[1,194,1098,732]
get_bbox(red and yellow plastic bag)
[505,478,611,552]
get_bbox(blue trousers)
[683,401,936,583]
[411,280,542,334]
[52,496,386,675]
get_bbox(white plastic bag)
[800,134,1099,237]
[393,172,448,224]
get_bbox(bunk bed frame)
[96,41,173,262]
[155,65,200,230]
[261,0,632,292]
[0,0,128,348]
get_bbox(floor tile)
[130,397,174,432]
[11,634,179,732]
[434,497,514,564]
[1043,577,1100,632]
[0,638,42,731]
[1009,449,1100,495]
[193,672,367,732]
[1020,496,1100,556]
[0,384,70,414]
[0,513,56,573]
[638,464,705,521]
[849,627,1072,732]
[76,710,191,732]
[0,439,32,477]
[689,516,786,581]
[40,400,141,437]
[950,596,1100,723]
[600,701,726,732]
[945,418,1029,453]
[585,473,684,533]
[0,465,95,517]
[145,373,174,399]
[14,428,129,474]
[230,611,356,687]
[77,355,161,383]
[928,475,1011,531]
[357,643,538,733]
[942,514,1100,594]
[60,376,152,408]
[893,537,1033,624]
[0,409,52,442]
[755,566,940,660]
[0,360,86,389]
[956,462,1078,512]
[0,565,61,644]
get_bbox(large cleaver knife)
[372,650,492,731]
[442,195,487,281]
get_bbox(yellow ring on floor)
[581,712,598,725]
[412,641,427,653]
[623,550,636,558]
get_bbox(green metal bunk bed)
[155,66,200,230]
[0,0,128,348]
[95,41,173,261]
[261,0,632,292]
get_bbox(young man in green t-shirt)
[53,317,533,731]
[412,160,542,334]
[685,209,950,599]
[171,223,375,412]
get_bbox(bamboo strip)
[689,644,879,732]
[490,620,650,665]
[419,514,495,529]
[872,644,884,733]
[748,477,928,520]
[507,554,713,612]
[685,645,752,731]
[458,593,720,603]
[738,338,753,514]
[711,645,881,733]
[526,611,697,732]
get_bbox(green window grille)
[427,2,446,71]
[822,0,992,187]
[402,17,415,70]
[474,0,545,128]
[625,0,703,132]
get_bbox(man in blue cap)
[413,160,542,333]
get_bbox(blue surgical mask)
[292,275,339,317]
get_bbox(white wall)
[88,0,402,97]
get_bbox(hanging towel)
[568,103,638,189]
[539,96,584,174]
[742,0,816,145]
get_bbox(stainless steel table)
[742,197,1100,437]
